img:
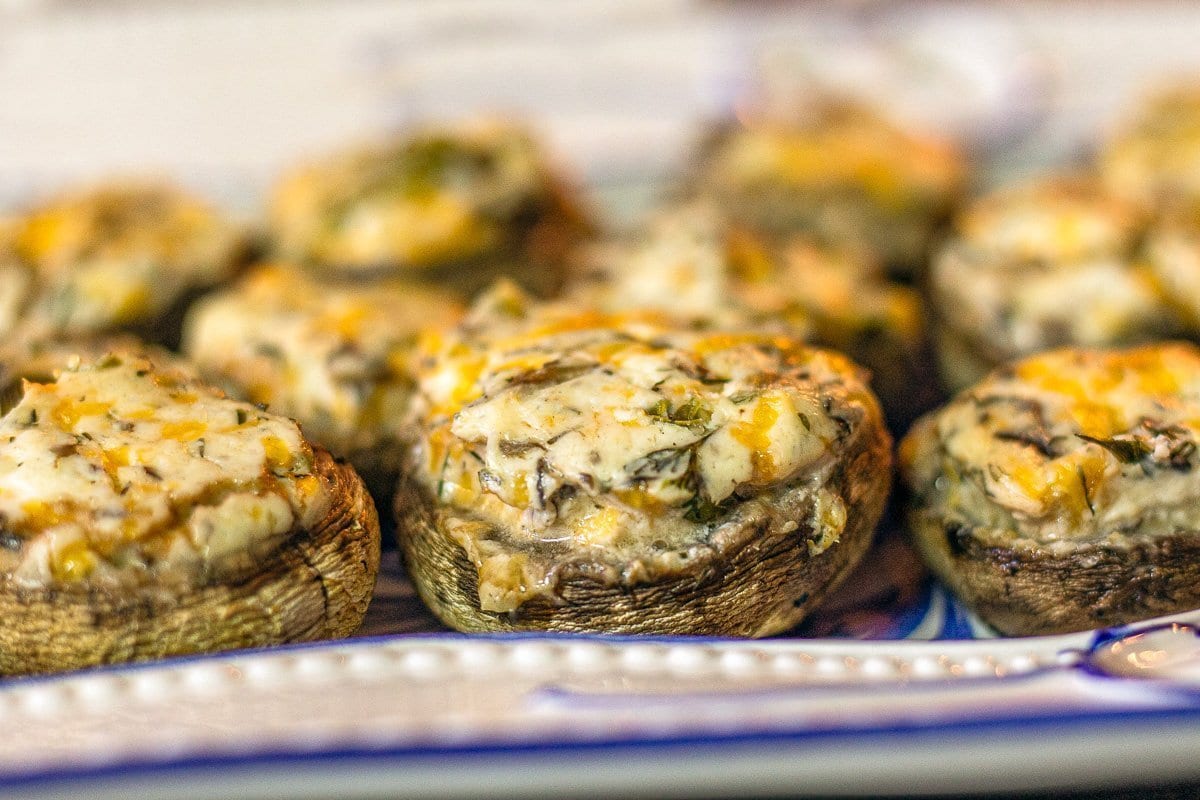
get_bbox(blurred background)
[4,0,1200,215]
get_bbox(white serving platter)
[3,549,1199,800]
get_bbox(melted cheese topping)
[184,263,463,457]
[572,204,923,385]
[956,177,1142,263]
[579,204,919,334]
[1146,225,1200,327]
[932,176,1181,386]
[270,120,563,271]
[1102,83,1200,212]
[707,107,963,209]
[412,285,881,611]
[902,343,1200,543]
[8,182,244,335]
[0,261,34,341]
[0,354,331,588]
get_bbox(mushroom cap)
[0,446,380,675]
[398,429,888,636]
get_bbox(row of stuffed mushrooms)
[3,85,1200,675]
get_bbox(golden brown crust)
[0,447,380,675]
[395,410,890,637]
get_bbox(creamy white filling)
[185,265,460,452]
[0,354,329,586]
[416,294,871,577]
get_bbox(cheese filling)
[1103,84,1200,210]
[0,354,331,588]
[184,263,463,456]
[575,204,922,352]
[271,121,555,270]
[707,111,962,212]
[903,344,1200,544]
[933,177,1182,374]
[8,183,243,335]
[412,287,877,611]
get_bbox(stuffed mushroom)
[0,350,380,674]
[396,286,892,636]
[4,181,248,347]
[183,262,463,496]
[269,120,590,297]
[1102,83,1200,216]
[902,343,1200,636]
[929,175,1184,391]
[570,203,938,429]
[691,101,965,277]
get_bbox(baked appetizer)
[4,181,247,347]
[183,263,463,496]
[396,286,892,636]
[0,350,380,675]
[901,343,1200,636]
[0,221,34,340]
[571,203,938,429]
[0,332,189,414]
[1102,83,1200,216]
[929,175,1183,391]
[691,102,965,276]
[1143,222,1200,332]
[269,120,590,296]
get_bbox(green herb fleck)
[1077,434,1152,464]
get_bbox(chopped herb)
[626,446,691,480]
[670,397,712,428]
[683,491,723,524]
[236,409,248,425]
[546,427,582,445]
[499,438,546,457]
[254,342,285,360]
[645,398,670,421]
[645,397,712,431]
[1077,466,1095,515]
[508,361,592,386]
[51,442,79,458]
[1077,434,1152,464]
[995,429,1055,458]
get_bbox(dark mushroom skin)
[901,343,1200,636]
[0,352,380,675]
[396,288,891,636]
